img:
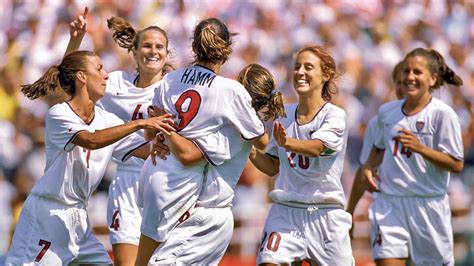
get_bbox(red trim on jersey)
[295,102,328,126]
[192,140,217,166]
[64,130,87,151]
[121,142,149,162]
[65,102,95,125]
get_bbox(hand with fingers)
[147,105,167,117]
[141,113,176,135]
[150,133,171,165]
[273,121,287,147]
[361,166,380,192]
[70,7,88,39]
[398,129,423,153]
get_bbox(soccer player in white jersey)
[148,64,286,265]
[135,18,270,265]
[5,51,175,265]
[250,45,354,265]
[347,61,405,238]
[361,48,464,265]
[64,11,174,265]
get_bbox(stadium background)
[0,0,473,265]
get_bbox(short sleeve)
[227,86,265,140]
[358,116,377,165]
[373,112,385,150]
[112,132,148,162]
[436,108,464,160]
[46,105,87,152]
[265,126,279,158]
[310,108,346,152]
[151,81,165,110]
[193,126,240,166]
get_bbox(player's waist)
[272,200,344,211]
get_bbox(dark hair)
[404,47,463,89]
[21,51,96,99]
[391,61,404,83]
[237,64,286,121]
[191,18,236,65]
[107,16,174,75]
[295,45,341,101]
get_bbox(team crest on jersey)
[415,121,425,132]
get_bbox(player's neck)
[297,95,326,123]
[135,72,163,88]
[68,94,95,123]
[403,93,431,116]
[196,61,221,74]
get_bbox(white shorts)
[257,203,353,265]
[107,169,142,245]
[369,193,454,265]
[6,195,112,265]
[149,206,233,265]
[138,157,205,242]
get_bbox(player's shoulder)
[427,97,458,120]
[322,102,346,117]
[429,97,455,112]
[47,102,70,116]
[106,70,136,92]
[379,99,403,115]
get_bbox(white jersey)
[266,103,348,206]
[374,97,464,196]
[359,115,378,166]
[98,70,155,172]
[196,126,253,208]
[152,65,264,142]
[139,65,264,241]
[31,102,147,206]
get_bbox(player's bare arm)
[249,147,279,176]
[361,146,384,192]
[274,121,326,157]
[73,114,175,150]
[398,129,463,173]
[250,132,269,151]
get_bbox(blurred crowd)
[0,0,473,263]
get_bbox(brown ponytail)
[192,18,235,65]
[107,16,138,52]
[21,66,60,100]
[21,50,96,99]
[237,64,286,121]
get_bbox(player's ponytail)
[429,49,463,87]
[21,65,60,100]
[21,50,96,100]
[107,16,138,52]
[192,18,236,65]
[237,64,286,121]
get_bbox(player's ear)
[76,71,87,83]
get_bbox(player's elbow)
[451,160,464,173]
[177,153,202,166]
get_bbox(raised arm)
[64,7,88,57]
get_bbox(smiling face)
[293,51,327,97]
[83,55,109,102]
[133,29,168,77]
[402,55,436,101]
